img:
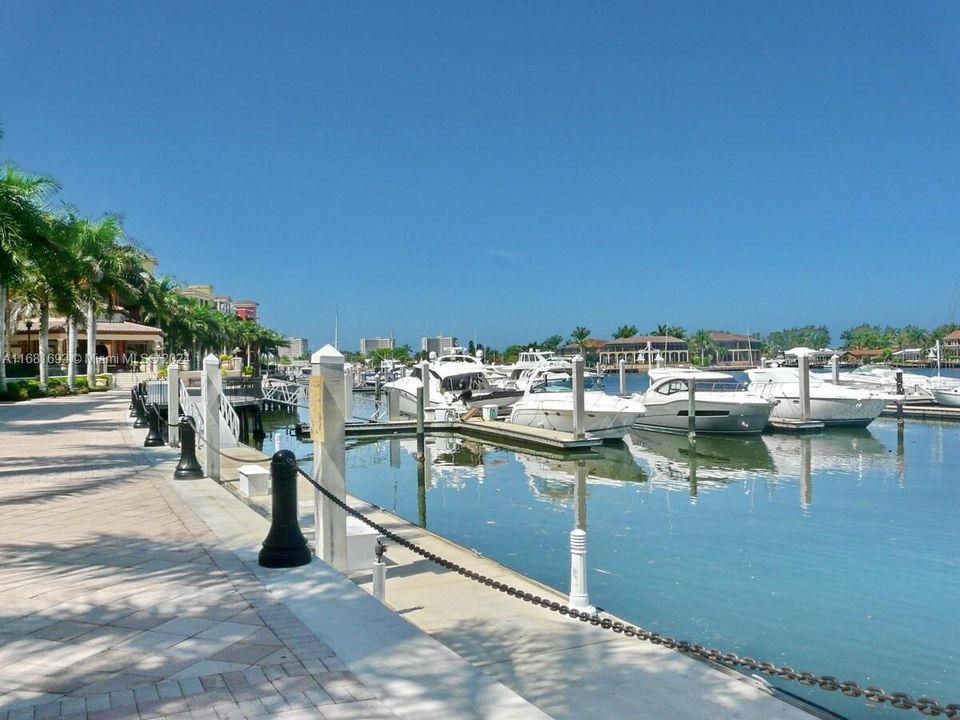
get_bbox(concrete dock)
[0,391,827,719]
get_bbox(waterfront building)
[557,339,608,361]
[421,336,455,356]
[840,348,885,366]
[181,285,258,322]
[361,337,395,356]
[598,335,689,367]
[181,284,217,307]
[708,331,760,367]
[943,330,960,360]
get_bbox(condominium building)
[360,337,395,356]
[420,336,456,356]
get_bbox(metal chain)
[296,465,959,719]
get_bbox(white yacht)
[637,369,774,435]
[746,367,888,427]
[384,353,522,418]
[815,365,938,404]
[508,368,645,440]
[932,386,960,408]
[488,348,572,392]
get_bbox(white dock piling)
[312,345,348,572]
[618,359,626,396]
[273,432,282,455]
[572,356,585,440]
[830,354,840,384]
[388,387,401,421]
[372,540,386,603]
[687,380,696,441]
[420,360,431,408]
[568,461,594,613]
[798,354,812,422]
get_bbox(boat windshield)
[530,376,604,393]
[440,373,487,392]
[655,379,745,395]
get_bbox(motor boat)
[488,348,573,391]
[814,365,938,404]
[745,367,888,427]
[508,368,645,440]
[384,352,522,418]
[636,369,773,435]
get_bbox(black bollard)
[259,450,312,568]
[133,392,149,429]
[174,417,204,479]
[144,403,165,447]
[129,388,138,417]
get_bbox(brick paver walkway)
[0,393,396,719]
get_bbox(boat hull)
[634,398,772,435]
[765,394,887,427]
[508,393,645,440]
[932,387,960,408]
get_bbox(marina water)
[274,369,960,720]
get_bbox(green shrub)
[75,377,89,390]
[47,384,71,397]
[23,380,43,398]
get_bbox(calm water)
[271,368,960,720]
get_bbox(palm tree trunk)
[86,302,96,386]
[39,303,49,388]
[67,317,77,389]
[0,283,7,392]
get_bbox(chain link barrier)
[296,465,958,719]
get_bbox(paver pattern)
[0,393,396,719]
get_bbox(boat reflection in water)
[515,443,647,508]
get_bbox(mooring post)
[568,460,594,613]
[167,363,180,448]
[798,354,812,422]
[895,369,905,426]
[372,537,387,603]
[144,403,165,447]
[416,386,425,458]
[129,388,139,418]
[420,360,431,408]
[830,354,840,385]
[618,358,626,396]
[572,356,585,440]
[174,418,204,479]
[687,380,696,441]
[133,391,149,428]
[388,387,401,421]
[258,450,312,568]
[202,354,222,482]
[273,431,282,455]
[311,345,348,571]
[344,372,354,422]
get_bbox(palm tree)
[0,163,61,391]
[72,214,145,385]
[138,275,183,355]
[689,329,715,365]
[570,326,591,356]
[613,324,638,339]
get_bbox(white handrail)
[218,394,241,446]
[179,379,205,445]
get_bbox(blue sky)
[3,1,959,351]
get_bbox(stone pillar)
[168,363,180,448]
[572,356,585,439]
[312,345,347,571]
[202,354,221,481]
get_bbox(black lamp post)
[25,319,33,367]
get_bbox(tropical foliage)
[613,324,638,339]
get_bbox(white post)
[420,360,431,407]
[372,540,386,603]
[312,345,347,571]
[568,461,593,612]
[388,387,401,421]
[831,354,840,384]
[344,373,354,422]
[618,358,626,396]
[168,363,180,448]
[798,354,811,422]
[572,356,585,439]
[273,431,282,455]
[202,354,221,481]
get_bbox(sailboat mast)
[334,304,340,351]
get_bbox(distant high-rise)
[279,337,309,359]
[360,337,395,356]
[421,336,456,356]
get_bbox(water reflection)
[760,427,893,481]
[518,444,647,507]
